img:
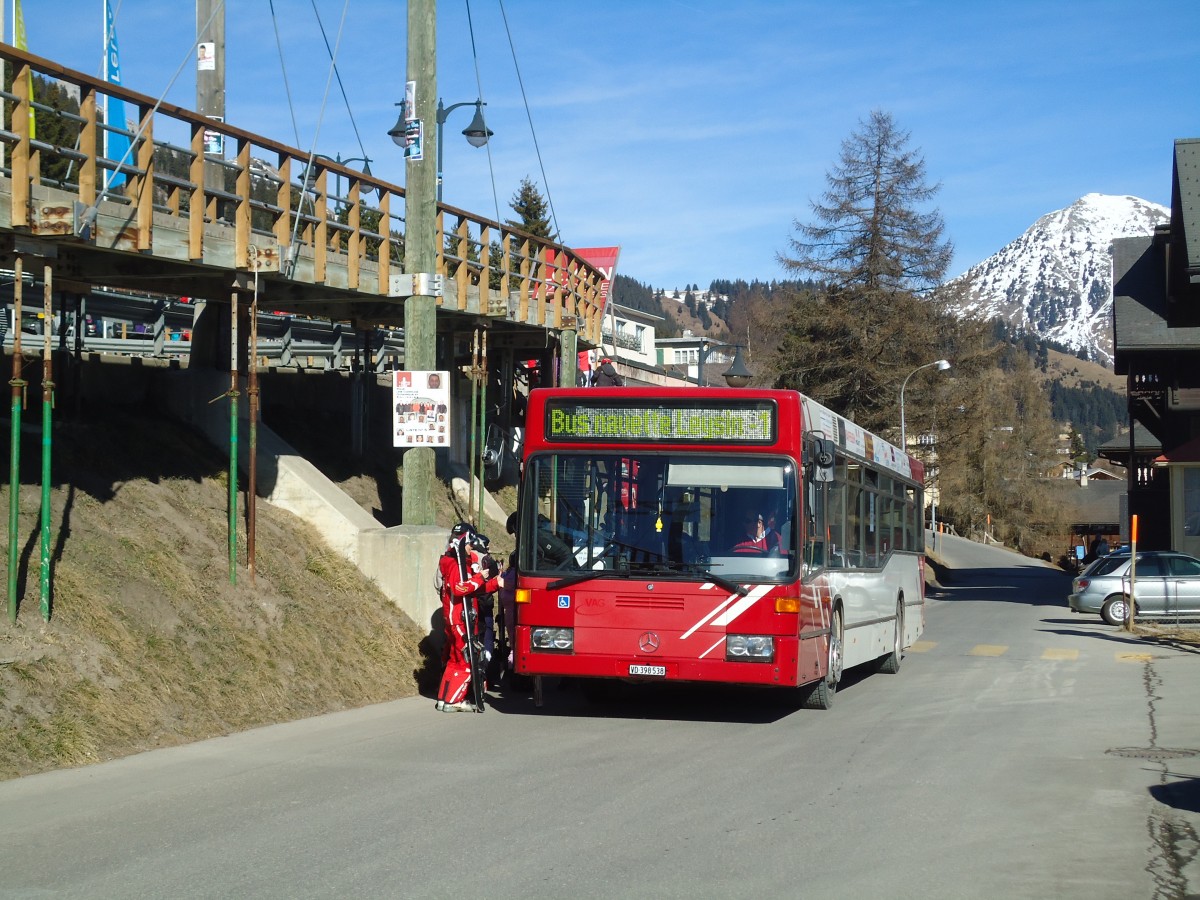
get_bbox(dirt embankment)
[0,403,458,781]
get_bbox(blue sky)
[20,0,1200,291]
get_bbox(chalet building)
[656,335,737,386]
[1105,138,1200,556]
[592,302,680,387]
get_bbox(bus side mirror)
[805,438,835,482]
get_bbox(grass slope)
[0,405,432,781]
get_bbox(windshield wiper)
[547,570,612,591]
[547,556,748,596]
[625,560,748,596]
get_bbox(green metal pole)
[228,294,238,585]
[477,328,487,528]
[560,328,577,388]
[7,257,24,622]
[468,329,478,526]
[247,293,258,583]
[39,264,52,621]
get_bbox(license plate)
[628,664,666,677]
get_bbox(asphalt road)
[2,534,1198,899]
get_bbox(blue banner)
[104,0,130,188]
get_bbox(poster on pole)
[203,116,224,155]
[393,371,450,448]
[403,80,416,122]
[403,119,423,161]
[197,42,216,71]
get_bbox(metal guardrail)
[2,289,405,372]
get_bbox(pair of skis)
[456,540,487,713]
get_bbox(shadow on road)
[1150,775,1200,814]
[929,564,1073,607]
[483,665,878,724]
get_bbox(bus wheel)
[877,599,904,674]
[803,607,843,710]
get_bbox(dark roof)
[1112,233,1200,357]
[1097,422,1161,456]
[1063,479,1125,530]
[1173,138,1200,276]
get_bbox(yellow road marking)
[1041,648,1079,661]
[1116,652,1154,663]
[908,641,937,653]
[969,644,1008,656]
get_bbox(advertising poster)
[403,119,423,161]
[197,42,216,71]
[203,116,224,155]
[393,370,450,448]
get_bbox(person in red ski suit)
[437,524,502,712]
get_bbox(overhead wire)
[497,0,560,240]
[464,0,502,227]
[307,0,373,162]
[284,0,351,276]
[267,0,303,148]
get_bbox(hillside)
[1041,345,1124,393]
[0,401,453,781]
[657,293,731,341]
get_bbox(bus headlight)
[531,627,574,652]
[726,634,775,662]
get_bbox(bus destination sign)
[544,400,776,444]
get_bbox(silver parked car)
[1068,550,1200,625]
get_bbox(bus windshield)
[520,452,798,584]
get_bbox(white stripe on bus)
[682,584,772,639]
[681,591,739,639]
[710,585,772,627]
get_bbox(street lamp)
[388,97,492,202]
[722,346,753,387]
[695,339,754,387]
[899,359,951,446]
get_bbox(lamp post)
[304,153,376,211]
[695,339,753,387]
[899,359,951,447]
[722,346,753,387]
[390,97,492,202]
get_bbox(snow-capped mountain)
[949,193,1169,365]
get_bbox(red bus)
[512,387,926,708]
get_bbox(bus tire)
[803,606,843,710]
[876,598,904,674]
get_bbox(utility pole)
[402,0,437,525]
[196,0,225,194]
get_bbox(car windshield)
[519,451,797,583]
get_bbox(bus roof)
[524,387,924,483]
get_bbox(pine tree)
[505,176,555,240]
[780,109,952,296]
[773,110,955,430]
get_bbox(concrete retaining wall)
[157,366,449,630]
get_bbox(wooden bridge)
[0,43,606,346]
[0,42,614,621]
